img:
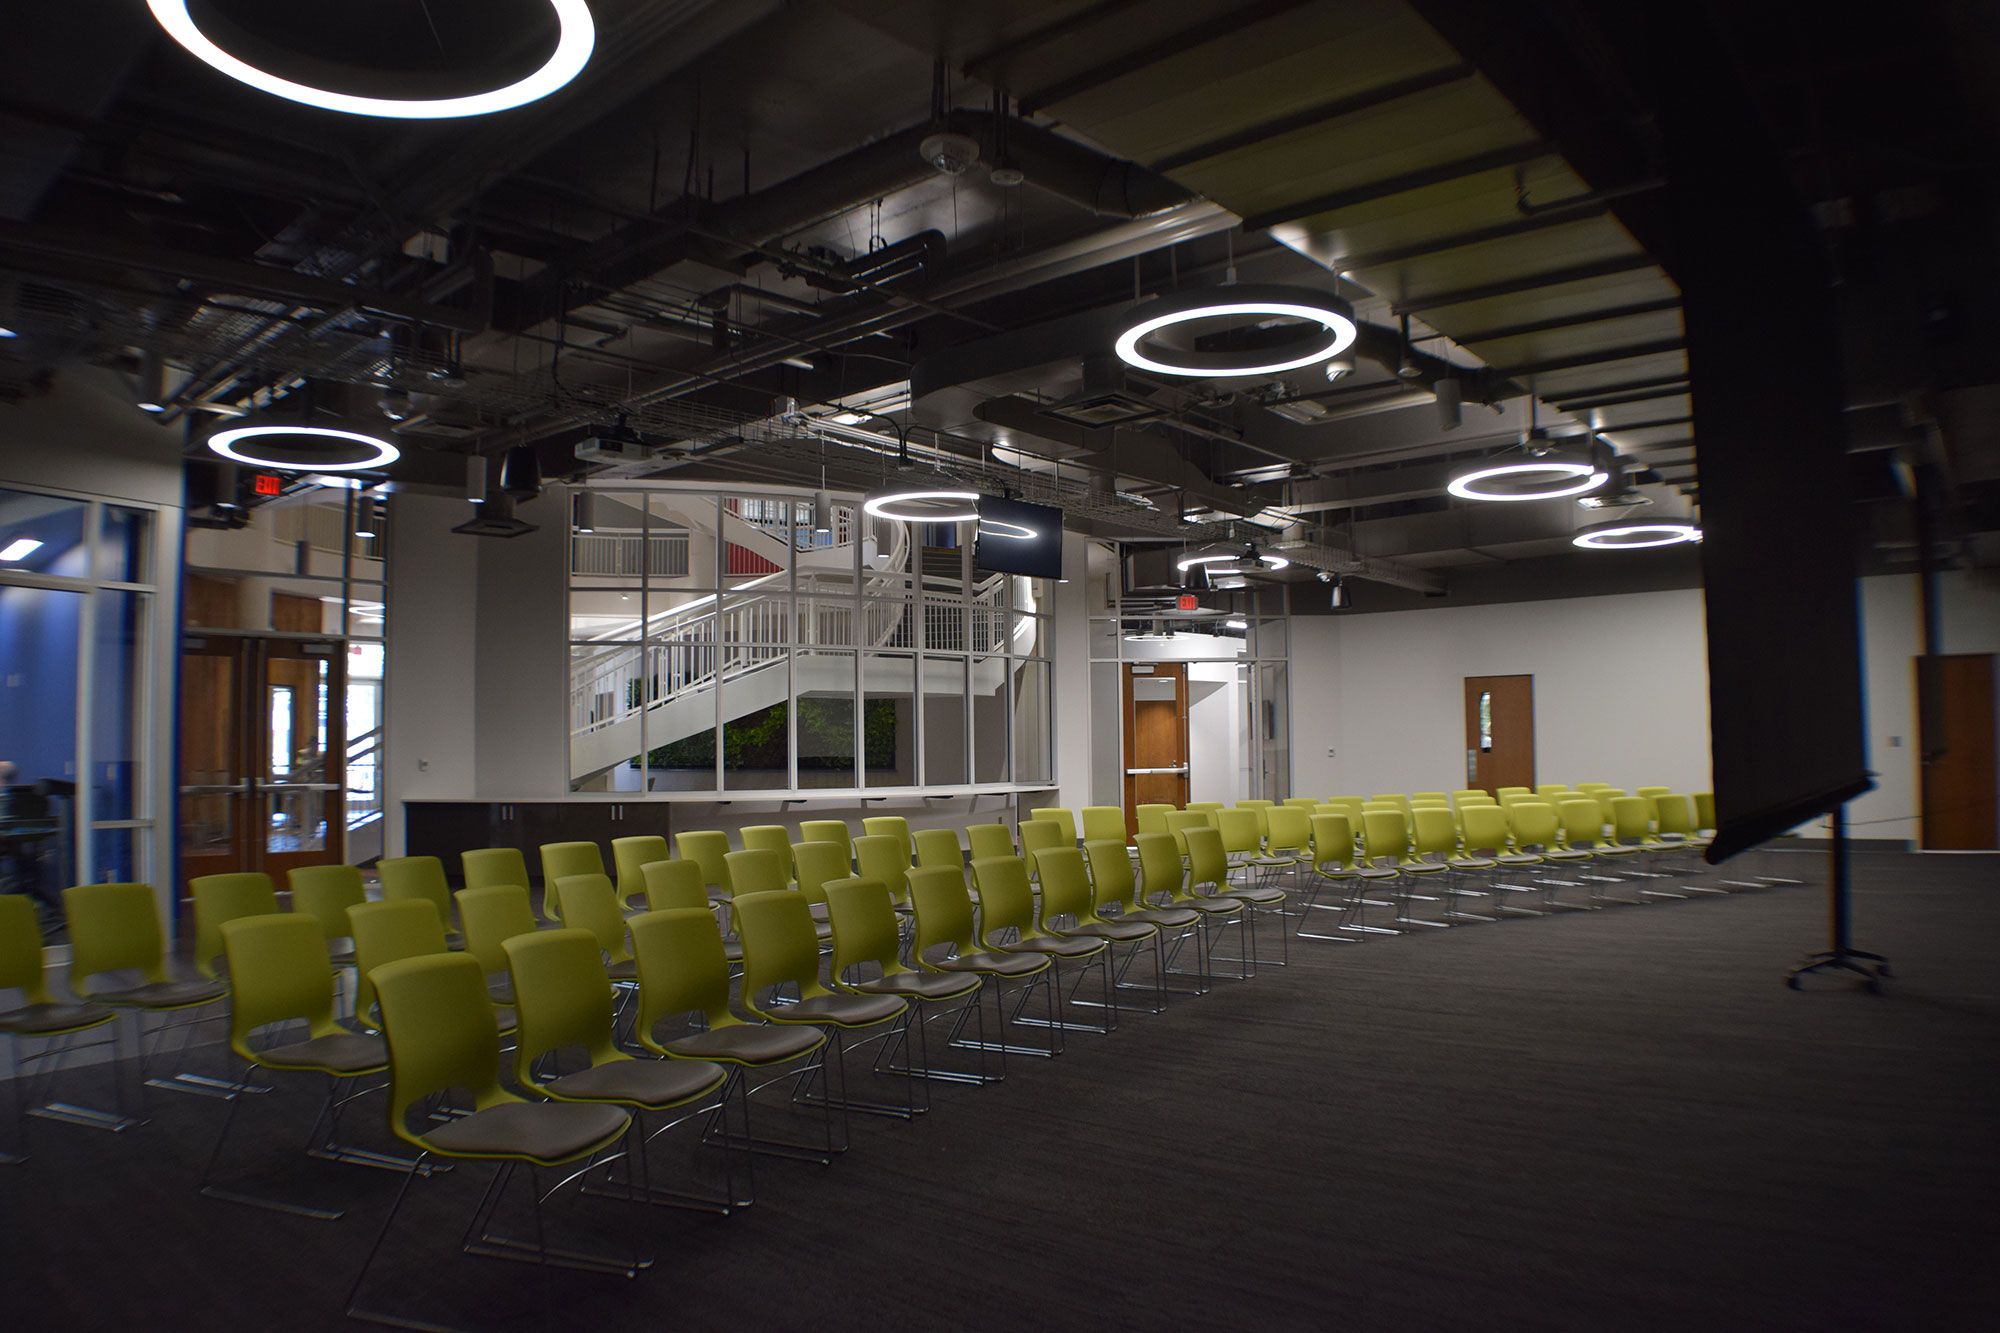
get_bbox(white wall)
[1053,530,1093,812]
[473,490,569,797]
[1289,588,1714,799]
[1187,661,1247,804]
[382,492,481,851]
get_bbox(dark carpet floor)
[5,849,1997,1331]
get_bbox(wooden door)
[1122,663,1188,833]
[1464,675,1535,794]
[1918,654,1997,849]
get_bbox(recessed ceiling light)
[1573,518,1702,549]
[1114,284,1357,378]
[862,486,981,522]
[146,0,596,120]
[1,538,44,562]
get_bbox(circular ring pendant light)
[1573,518,1702,549]
[1447,451,1609,502]
[146,1,597,120]
[862,487,981,522]
[207,424,401,471]
[1114,284,1357,378]
[1175,546,1291,573]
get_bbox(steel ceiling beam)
[1017,0,1321,114]
[1323,198,1621,273]
[1550,376,1692,411]
[1430,297,1683,346]
[1488,337,1686,379]
[1391,253,1659,315]
[1149,63,1477,172]
[1241,141,1557,232]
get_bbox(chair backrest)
[1309,814,1355,871]
[1411,792,1450,804]
[907,865,977,959]
[1184,802,1224,820]
[539,841,604,893]
[1411,806,1458,858]
[1034,847,1093,923]
[1282,797,1320,811]
[1265,805,1311,855]
[504,928,619,1084]
[796,819,853,858]
[723,848,789,898]
[969,855,1035,938]
[0,895,56,1003]
[1081,806,1129,842]
[190,871,280,978]
[793,839,856,906]
[628,908,734,1047]
[912,827,964,870]
[1590,788,1625,825]
[1029,807,1078,843]
[380,855,458,932]
[1655,794,1697,837]
[372,953,515,1145]
[1018,819,1065,860]
[737,825,795,880]
[460,847,529,894]
[1452,789,1492,806]
[1368,793,1411,813]
[63,882,170,990]
[822,877,902,979]
[552,874,631,964]
[1693,792,1715,831]
[1557,798,1606,847]
[287,864,367,944]
[1134,831,1185,902]
[1214,808,1263,856]
[349,897,450,1026]
[1083,838,1137,910]
[1506,800,1560,850]
[1360,809,1410,863]
[674,830,735,897]
[1134,804,1174,836]
[1535,784,1569,798]
[1497,791,1539,807]
[1574,782,1612,793]
[1183,825,1230,894]
[1460,804,1514,856]
[1161,809,1208,855]
[965,823,1015,861]
[1495,786,1532,800]
[1321,797,1366,829]
[1635,786,1672,799]
[640,858,711,912]
[860,816,913,855]
[851,833,912,902]
[219,913,339,1059]
[455,883,540,978]
[1610,796,1655,842]
[610,835,670,910]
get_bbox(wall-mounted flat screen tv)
[973,497,1063,579]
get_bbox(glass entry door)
[179,635,345,889]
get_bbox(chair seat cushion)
[662,1022,822,1065]
[423,1101,630,1163]
[606,959,638,981]
[1230,885,1287,904]
[1355,867,1400,880]
[1119,906,1200,929]
[1181,896,1245,915]
[1542,849,1592,861]
[779,992,906,1026]
[929,950,1048,977]
[1494,854,1541,865]
[852,971,981,1001]
[998,935,1102,959]
[258,1031,387,1074]
[544,1057,726,1108]
[1248,855,1297,867]
[1060,919,1155,942]
[91,978,228,1010]
[1447,856,1497,871]
[1402,863,1448,875]
[0,1001,115,1035]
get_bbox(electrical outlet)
[1888,736,1901,747]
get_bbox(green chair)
[1253,805,1313,885]
[860,816,913,858]
[540,841,605,901]
[1556,797,1642,906]
[1236,798,1276,840]
[200,913,392,1218]
[1214,808,1265,867]
[1360,809,1449,929]
[822,876,984,1091]
[1016,819,1065,876]
[1495,786,1533,801]
[63,883,228,1096]
[1574,782,1613,793]
[912,827,965,871]
[1635,786,1672,801]
[796,819,854,865]
[1085,838,1200,995]
[1411,791,1451,805]
[1080,806,1129,845]
[1298,812,1398,942]
[344,953,642,1325]
[674,830,736,901]
[1282,797,1320,813]
[1692,792,1716,835]
[1415,804,1492,923]
[461,847,530,893]
[972,854,1109,1040]
[792,841,854,925]
[734,889,912,1124]
[1458,803,1543,917]
[627,908,830,1164]
[1033,846,1163,1014]
[726,849,829,940]
[1184,801,1225,822]
[1134,803,1174,836]
[1185,825,1276,968]
[1162,809,1209,857]
[286,864,365,974]
[454,883,539,1004]
[551,874,639,982]
[0,895,120,1154]
[610,835,670,912]
[1029,807,1079,844]
[1611,795,1715,897]
[503,927,734,1213]
[965,823,1015,861]
[906,865,1053,1069]
[379,855,464,939]
[189,871,279,979]
[737,826,796,884]
[851,833,914,906]
[1503,800,1586,912]
[1657,794,1712,851]
[349,898,503,1034]
[640,858,711,912]
[1135,831,1245,984]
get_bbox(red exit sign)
[252,472,282,496]
[1176,594,1198,611]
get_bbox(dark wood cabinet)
[403,801,669,883]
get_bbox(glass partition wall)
[567,484,1054,795]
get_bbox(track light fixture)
[136,349,167,413]
[499,444,542,499]
[354,494,376,539]
[465,454,488,505]
[573,488,598,533]
[1330,576,1350,609]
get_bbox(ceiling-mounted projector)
[575,436,658,464]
